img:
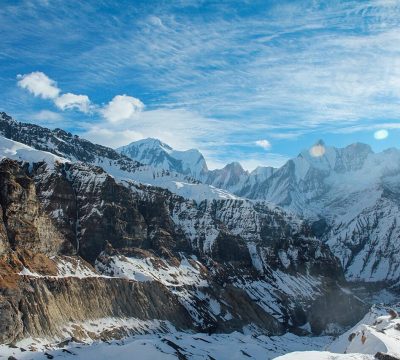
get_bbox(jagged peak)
[0,111,16,124]
[224,161,245,171]
[343,142,373,154]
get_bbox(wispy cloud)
[47,0,400,134]
[3,1,400,169]
[83,108,226,150]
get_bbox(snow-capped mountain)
[233,140,375,209]
[204,162,275,195]
[233,141,400,283]
[119,135,400,284]
[117,138,277,196]
[117,138,208,179]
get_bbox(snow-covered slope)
[0,330,333,360]
[275,352,374,359]
[328,305,400,356]
[102,162,239,202]
[277,305,400,360]
[0,135,67,167]
[4,305,399,359]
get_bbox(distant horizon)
[2,110,397,172]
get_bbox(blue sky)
[1,0,400,170]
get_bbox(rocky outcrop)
[0,159,70,255]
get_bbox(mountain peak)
[224,161,245,171]
[117,137,208,177]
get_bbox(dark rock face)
[0,158,366,342]
[34,161,188,262]
[211,232,253,264]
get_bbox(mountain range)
[119,135,400,284]
[0,111,398,359]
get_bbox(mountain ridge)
[114,130,400,284]
[2,112,400,284]
[0,112,367,347]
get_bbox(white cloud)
[374,129,389,140]
[17,71,60,99]
[55,93,90,113]
[83,126,144,148]
[17,71,92,115]
[31,110,62,122]
[102,95,144,123]
[255,139,271,150]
